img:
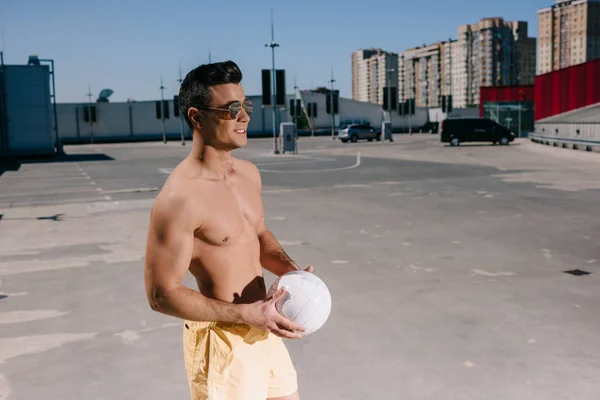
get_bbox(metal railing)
[530,121,600,151]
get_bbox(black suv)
[441,117,515,146]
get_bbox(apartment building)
[443,39,465,107]
[538,0,600,74]
[400,42,445,108]
[351,49,399,105]
[353,17,536,110]
[456,18,537,107]
[396,40,462,108]
[396,18,535,109]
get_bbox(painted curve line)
[258,152,361,173]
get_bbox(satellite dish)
[97,89,114,102]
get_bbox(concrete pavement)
[1,135,599,399]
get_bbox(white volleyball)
[268,270,332,336]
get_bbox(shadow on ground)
[442,143,523,148]
[0,153,115,176]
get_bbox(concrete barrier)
[529,134,600,153]
[530,121,600,153]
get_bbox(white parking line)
[101,187,159,194]
[259,152,361,173]
[262,188,310,194]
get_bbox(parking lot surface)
[1,135,599,399]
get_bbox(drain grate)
[564,269,592,276]
[37,213,65,222]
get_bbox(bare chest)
[195,180,262,246]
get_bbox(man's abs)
[189,233,267,305]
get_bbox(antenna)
[1,28,5,65]
[177,60,182,85]
[265,8,280,154]
[208,44,212,64]
[271,8,275,41]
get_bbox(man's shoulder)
[235,158,261,185]
[151,173,205,221]
[235,158,259,173]
[151,183,191,219]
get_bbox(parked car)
[441,117,515,146]
[338,124,381,143]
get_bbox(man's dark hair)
[179,60,243,129]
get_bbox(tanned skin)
[144,81,311,400]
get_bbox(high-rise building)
[538,0,600,74]
[456,18,537,107]
[442,39,463,105]
[397,40,459,108]
[355,17,536,110]
[351,49,399,105]
[401,42,444,108]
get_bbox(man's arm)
[258,227,302,276]
[144,191,246,323]
[247,161,310,276]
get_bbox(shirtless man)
[144,61,311,400]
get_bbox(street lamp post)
[330,70,336,140]
[293,78,298,127]
[160,76,166,144]
[177,63,186,146]
[86,85,94,144]
[387,67,395,141]
[265,9,280,154]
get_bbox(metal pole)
[293,78,298,127]
[87,85,94,144]
[330,69,335,140]
[178,63,185,145]
[409,59,414,135]
[390,70,392,143]
[40,58,61,154]
[518,101,522,137]
[387,67,395,141]
[408,103,412,135]
[265,9,280,154]
[0,51,6,154]
[271,46,278,153]
[49,60,59,153]
[449,37,452,119]
[160,76,166,143]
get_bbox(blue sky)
[2,0,549,103]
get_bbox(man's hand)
[304,265,314,273]
[244,287,306,339]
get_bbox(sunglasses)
[198,98,254,120]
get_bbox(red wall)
[534,58,600,121]
[479,85,535,117]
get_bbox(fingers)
[270,287,286,302]
[304,265,314,273]
[272,323,303,339]
[274,313,305,334]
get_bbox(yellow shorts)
[183,320,298,400]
